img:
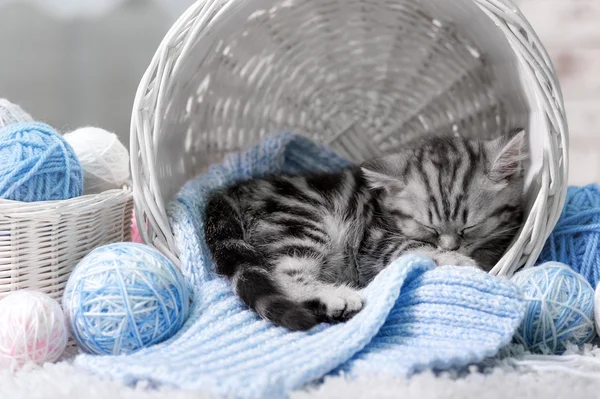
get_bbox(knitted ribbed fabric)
[74,133,525,399]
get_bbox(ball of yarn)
[538,184,600,287]
[63,127,130,195]
[0,99,33,128]
[0,290,68,369]
[595,282,600,334]
[63,242,190,355]
[511,262,596,354]
[0,122,83,202]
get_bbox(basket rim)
[0,186,133,215]
[130,0,569,277]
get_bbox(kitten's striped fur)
[204,131,526,331]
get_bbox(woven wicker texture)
[0,188,133,302]
[131,0,568,276]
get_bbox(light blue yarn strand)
[74,133,526,399]
[115,266,145,348]
[0,121,83,201]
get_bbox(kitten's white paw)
[314,286,364,320]
[433,251,479,268]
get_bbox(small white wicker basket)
[0,188,133,302]
[131,0,568,277]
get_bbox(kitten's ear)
[360,153,407,192]
[487,129,527,183]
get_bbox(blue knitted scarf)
[75,133,525,398]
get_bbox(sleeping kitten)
[204,131,526,331]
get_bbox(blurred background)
[0,0,597,184]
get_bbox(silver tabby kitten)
[205,131,526,331]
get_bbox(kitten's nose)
[439,235,460,251]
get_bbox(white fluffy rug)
[4,347,600,399]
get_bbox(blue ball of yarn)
[511,262,596,354]
[0,122,83,201]
[538,185,600,288]
[62,243,191,355]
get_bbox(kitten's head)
[361,130,527,269]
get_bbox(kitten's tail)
[205,195,319,331]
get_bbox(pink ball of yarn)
[131,214,143,244]
[0,290,68,369]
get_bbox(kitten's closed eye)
[418,223,439,238]
[406,221,441,246]
[459,224,481,238]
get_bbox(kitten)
[204,131,526,331]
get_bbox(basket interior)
[154,0,545,203]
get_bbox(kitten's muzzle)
[438,235,460,251]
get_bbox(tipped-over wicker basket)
[0,188,133,302]
[131,0,568,277]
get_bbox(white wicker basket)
[131,0,568,277]
[0,188,133,302]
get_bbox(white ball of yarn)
[0,98,33,128]
[0,290,68,369]
[594,282,600,333]
[63,127,130,195]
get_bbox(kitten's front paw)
[432,251,479,268]
[307,286,364,322]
